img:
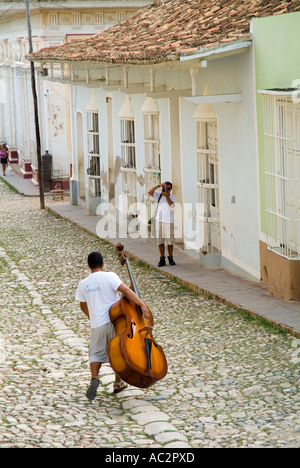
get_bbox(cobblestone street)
[0,180,299,448]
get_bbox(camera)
[162,186,166,192]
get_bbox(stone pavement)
[0,171,299,449]
[49,202,300,338]
[3,166,300,339]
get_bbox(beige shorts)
[156,221,174,246]
[89,322,115,364]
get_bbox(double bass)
[108,243,168,389]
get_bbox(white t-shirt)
[75,271,123,329]
[154,191,176,223]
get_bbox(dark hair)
[88,251,104,269]
[165,181,173,189]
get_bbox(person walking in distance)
[0,144,8,176]
[148,181,176,267]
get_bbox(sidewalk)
[2,168,300,337]
[1,164,40,196]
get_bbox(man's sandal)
[86,378,100,401]
[113,381,128,394]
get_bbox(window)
[196,118,221,254]
[117,12,126,23]
[262,92,300,259]
[119,96,137,216]
[144,113,160,170]
[120,119,136,168]
[87,112,101,198]
[120,118,137,212]
[144,112,161,189]
[142,98,161,224]
[95,12,104,25]
[48,13,59,29]
[72,13,82,29]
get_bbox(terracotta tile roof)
[30,0,300,64]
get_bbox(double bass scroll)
[108,243,168,389]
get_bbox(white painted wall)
[178,52,260,280]
[69,50,260,281]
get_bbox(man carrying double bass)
[76,251,150,401]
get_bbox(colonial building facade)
[253,12,300,300]
[0,0,150,187]
[25,1,300,298]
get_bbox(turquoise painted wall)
[253,12,300,234]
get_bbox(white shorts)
[89,322,115,364]
[156,222,174,246]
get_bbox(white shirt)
[154,191,176,223]
[75,271,122,329]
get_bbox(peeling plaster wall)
[70,51,260,281]
[42,81,72,177]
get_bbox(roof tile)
[29,0,300,65]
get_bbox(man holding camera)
[148,182,176,267]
